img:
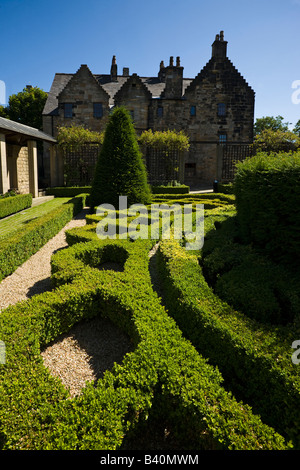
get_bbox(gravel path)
[0,208,89,311]
[0,207,133,397]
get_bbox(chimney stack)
[110,55,118,82]
[211,31,228,59]
[161,55,184,99]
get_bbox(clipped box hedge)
[151,185,190,194]
[234,152,300,267]
[46,186,92,197]
[0,230,291,450]
[157,237,300,447]
[0,193,32,219]
[0,194,87,282]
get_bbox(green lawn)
[0,197,72,239]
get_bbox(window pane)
[64,103,73,118]
[219,133,227,143]
[157,106,163,117]
[218,103,226,116]
[93,103,103,118]
[190,105,196,116]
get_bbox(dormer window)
[217,103,226,117]
[93,103,103,118]
[64,103,73,118]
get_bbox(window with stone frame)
[217,103,226,117]
[219,133,227,143]
[93,103,103,118]
[157,106,163,118]
[190,105,196,116]
[64,103,73,118]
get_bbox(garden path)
[0,207,134,397]
[0,208,89,311]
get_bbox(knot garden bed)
[0,194,297,450]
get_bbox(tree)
[0,105,8,118]
[3,86,47,130]
[254,115,291,136]
[254,128,300,152]
[90,107,152,209]
[293,119,300,137]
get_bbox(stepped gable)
[57,64,110,102]
[184,31,255,97]
[184,56,255,97]
[114,73,152,102]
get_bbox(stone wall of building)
[43,32,255,187]
[114,73,151,134]
[55,64,110,137]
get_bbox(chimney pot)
[176,56,180,67]
[212,31,227,59]
[169,56,174,66]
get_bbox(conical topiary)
[90,106,152,209]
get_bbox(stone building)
[43,31,255,187]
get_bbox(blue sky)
[0,0,299,128]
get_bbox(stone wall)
[6,144,30,194]
[55,64,110,137]
[16,146,30,194]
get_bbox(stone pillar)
[28,140,39,197]
[0,133,9,194]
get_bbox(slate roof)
[42,72,193,116]
[0,116,57,143]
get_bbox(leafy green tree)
[4,86,47,130]
[293,119,300,137]
[254,115,291,136]
[90,107,151,209]
[254,128,300,152]
[0,105,8,118]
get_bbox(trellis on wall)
[62,143,102,186]
[144,146,184,186]
[221,144,254,181]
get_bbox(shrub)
[201,216,300,325]
[0,193,32,219]
[57,125,104,150]
[151,185,190,194]
[234,151,300,267]
[89,107,152,209]
[0,234,291,450]
[0,194,86,281]
[46,186,91,197]
[157,237,300,447]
